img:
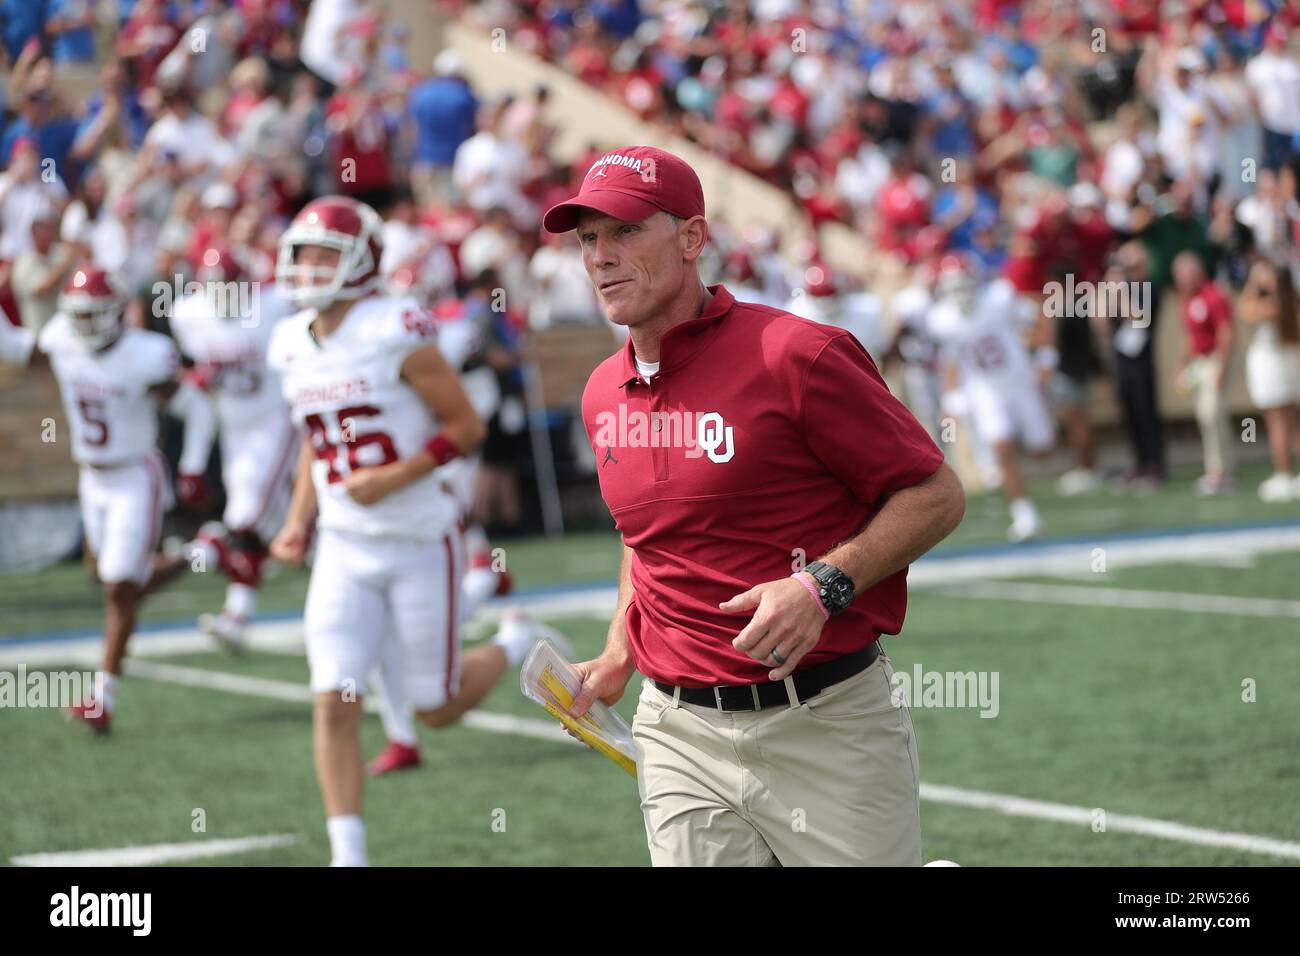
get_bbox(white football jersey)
[786,291,888,358]
[926,278,1034,389]
[39,315,179,466]
[170,284,295,427]
[267,295,460,541]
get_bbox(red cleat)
[494,570,513,598]
[367,741,421,776]
[67,701,111,735]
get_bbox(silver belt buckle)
[712,685,762,712]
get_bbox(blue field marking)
[4,517,1298,645]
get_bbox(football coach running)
[547,146,966,867]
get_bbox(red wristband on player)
[423,432,461,466]
[793,572,830,621]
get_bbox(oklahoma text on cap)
[542,145,706,233]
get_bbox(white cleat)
[199,612,248,653]
[1007,513,1043,543]
[1195,473,1236,497]
[1258,472,1295,503]
[1057,468,1102,496]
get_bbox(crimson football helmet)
[60,267,126,350]
[195,244,245,285]
[195,244,247,320]
[276,196,383,308]
[802,261,837,299]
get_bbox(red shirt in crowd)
[875,174,931,258]
[582,285,944,686]
[326,93,394,194]
[117,10,182,90]
[1183,280,1233,356]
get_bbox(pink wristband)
[793,572,830,620]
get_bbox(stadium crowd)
[2,0,1299,515]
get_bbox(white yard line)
[116,659,1300,863]
[0,619,309,668]
[123,659,577,746]
[907,523,1300,586]
[11,834,301,867]
[920,784,1300,861]
[938,581,1300,618]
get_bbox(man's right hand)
[569,653,636,719]
[269,521,312,566]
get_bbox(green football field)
[2,462,1298,866]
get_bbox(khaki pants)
[1192,355,1234,477]
[633,651,921,866]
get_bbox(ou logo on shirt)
[696,412,735,463]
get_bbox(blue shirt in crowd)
[1,0,49,61]
[409,77,479,167]
[48,0,96,63]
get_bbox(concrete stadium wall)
[0,366,77,503]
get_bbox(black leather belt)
[654,643,880,713]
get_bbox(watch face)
[827,578,854,611]
[809,562,854,613]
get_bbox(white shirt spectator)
[1236,192,1300,259]
[1102,137,1145,200]
[380,219,455,298]
[836,142,891,212]
[0,174,68,260]
[459,221,529,303]
[299,0,363,87]
[452,132,530,218]
[12,241,73,333]
[1245,48,1300,135]
[528,243,598,328]
[144,110,233,175]
[1153,73,1223,180]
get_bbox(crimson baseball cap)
[542,145,705,233]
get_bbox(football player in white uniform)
[169,244,297,650]
[784,262,890,357]
[888,281,944,443]
[266,196,551,866]
[364,286,573,776]
[0,267,188,732]
[926,255,1055,541]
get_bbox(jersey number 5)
[78,399,109,447]
[303,405,399,483]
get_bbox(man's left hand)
[720,575,828,681]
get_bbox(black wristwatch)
[803,561,856,616]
